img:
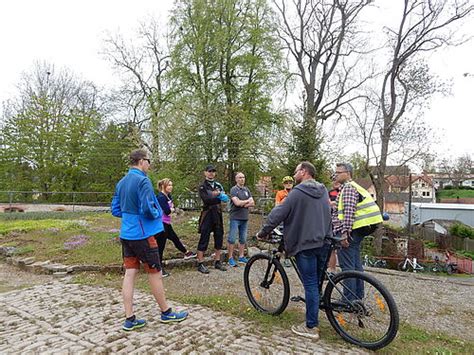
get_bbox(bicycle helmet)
[282,176,294,184]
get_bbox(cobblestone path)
[0,271,365,354]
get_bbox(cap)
[205,164,217,172]
[282,176,294,183]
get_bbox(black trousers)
[155,223,187,266]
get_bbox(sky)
[0,0,473,160]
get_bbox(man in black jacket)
[196,164,229,274]
[256,161,332,341]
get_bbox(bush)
[444,185,453,190]
[449,223,474,239]
[457,250,474,260]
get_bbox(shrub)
[449,223,474,239]
[457,250,474,260]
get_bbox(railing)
[0,191,277,214]
[0,191,113,213]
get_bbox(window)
[422,191,431,197]
[421,183,426,187]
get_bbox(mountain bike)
[430,255,458,275]
[397,257,426,272]
[244,230,399,350]
[363,254,387,268]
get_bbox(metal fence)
[0,191,276,215]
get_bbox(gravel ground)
[162,262,474,341]
[2,257,473,343]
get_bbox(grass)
[437,189,474,199]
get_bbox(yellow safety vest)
[338,181,383,230]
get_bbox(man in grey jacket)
[256,161,332,341]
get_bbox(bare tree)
[102,18,170,164]
[373,0,473,209]
[272,0,372,168]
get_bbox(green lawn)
[0,211,264,264]
[437,189,474,199]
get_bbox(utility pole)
[408,172,412,235]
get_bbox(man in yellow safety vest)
[334,163,383,299]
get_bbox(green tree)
[1,63,104,196]
[169,0,285,186]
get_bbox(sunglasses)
[143,158,151,164]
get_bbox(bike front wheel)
[243,253,290,315]
[323,271,399,350]
[397,261,410,271]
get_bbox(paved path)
[0,266,364,354]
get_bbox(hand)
[341,232,350,248]
[341,238,349,248]
[212,190,220,196]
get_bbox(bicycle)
[244,230,399,350]
[363,254,387,268]
[430,255,458,275]
[397,257,426,272]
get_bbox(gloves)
[218,192,229,203]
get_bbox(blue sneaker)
[238,256,248,264]
[161,309,188,323]
[228,258,238,267]
[122,317,146,331]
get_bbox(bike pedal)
[290,295,305,303]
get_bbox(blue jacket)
[111,168,163,240]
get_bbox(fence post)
[8,191,13,213]
[72,192,76,212]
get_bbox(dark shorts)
[198,213,224,252]
[121,236,161,273]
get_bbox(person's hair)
[129,149,148,166]
[299,161,316,178]
[336,163,353,177]
[158,178,172,192]
[235,171,244,179]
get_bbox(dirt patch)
[0,263,54,293]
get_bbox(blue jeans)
[295,245,330,328]
[338,229,365,300]
[227,219,248,245]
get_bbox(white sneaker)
[291,322,320,340]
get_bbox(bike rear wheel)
[243,254,290,315]
[323,271,399,350]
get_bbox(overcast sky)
[1,0,473,159]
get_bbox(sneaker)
[214,261,227,271]
[123,317,146,331]
[184,251,197,260]
[197,263,210,274]
[291,322,320,340]
[161,269,170,278]
[238,256,248,264]
[161,309,189,323]
[228,258,238,267]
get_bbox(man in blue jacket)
[111,149,188,331]
[256,161,332,341]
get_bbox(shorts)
[227,219,248,245]
[121,236,162,273]
[197,213,223,252]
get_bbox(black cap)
[205,164,216,172]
